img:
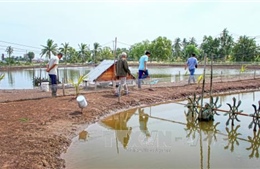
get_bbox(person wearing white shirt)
[46,53,63,97]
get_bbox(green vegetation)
[19,117,29,122]
[41,39,58,59]
[197,75,204,87]
[240,65,247,73]
[0,74,5,81]
[2,28,260,66]
[69,74,88,96]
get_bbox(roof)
[85,60,116,82]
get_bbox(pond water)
[0,67,91,89]
[0,65,257,89]
[62,91,260,169]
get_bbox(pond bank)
[1,78,260,168]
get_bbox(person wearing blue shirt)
[138,51,151,88]
[185,53,198,84]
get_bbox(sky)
[0,0,260,58]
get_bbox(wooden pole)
[210,54,213,98]
[62,78,65,96]
[199,54,207,120]
[221,71,223,83]
[113,37,117,90]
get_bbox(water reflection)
[247,130,260,158]
[138,108,151,138]
[7,71,14,86]
[78,130,89,141]
[63,92,260,169]
[0,67,91,89]
[2,66,258,89]
[100,109,136,149]
[224,125,241,152]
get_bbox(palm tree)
[100,47,114,60]
[219,28,234,61]
[172,37,182,58]
[189,37,198,47]
[41,39,58,59]
[59,42,70,62]
[93,42,101,63]
[78,43,88,63]
[27,51,35,63]
[5,46,13,65]
[232,36,257,62]
[6,46,13,59]
[182,38,188,49]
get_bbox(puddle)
[62,91,260,169]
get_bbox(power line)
[0,40,41,49]
[100,41,113,47]
[117,41,132,46]
[0,44,41,53]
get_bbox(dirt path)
[1,78,260,169]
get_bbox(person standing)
[138,51,151,88]
[115,52,131,96]
[46,52,63,97]
[185,53,198,84]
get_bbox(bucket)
[76,95,88,108]
[41,82,49,92]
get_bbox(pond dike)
[1,78,260,169]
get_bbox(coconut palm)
[41,39,58,59]
[59,42,70,62]
[219,28,234,61]
[189,37,198,47]
[172,37,182,58]
[93,42,101,63]
[232,36,257,62]
[78,43,89,63]
[27,52,35,63]
[100,47,114,60]
[5,46,13,58]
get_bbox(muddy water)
[62,91,260,169]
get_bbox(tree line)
[4,28,260,64]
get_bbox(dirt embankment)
[0,78,260,169]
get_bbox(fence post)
[62,78,65,96]
[221,71,223,83]
[118,84,121,103]
[254,70,256,79]
[199,54,207,121]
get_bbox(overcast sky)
[0,0,260,57]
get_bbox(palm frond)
[0,74,5,81]
[69,74,88,96]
